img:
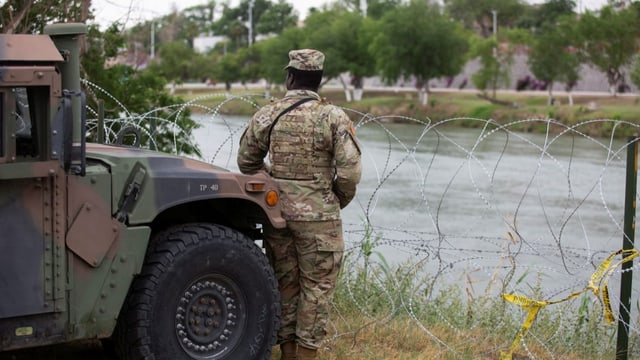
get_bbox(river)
[192,113,638,302]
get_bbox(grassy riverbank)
[269,259,626,360]
[178,87,640,138]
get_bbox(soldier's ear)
[285,72,293,88]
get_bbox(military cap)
[284,49,324,71]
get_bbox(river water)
[192,113,639,302]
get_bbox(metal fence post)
[616,137,638,360]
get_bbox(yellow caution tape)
[500,249,638,360]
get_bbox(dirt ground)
[0,341,112,360]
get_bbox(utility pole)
[360,0,367,17]
[150,21,155,59]
[248,0,255,46]
[491,10,498,38]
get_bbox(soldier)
[237,49,362,360]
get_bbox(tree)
[537,0,575,23]
[516,0,576,32]
[369,1,470,105]
[340,14,378,101]
[0,0,91,34]
[255,0,297,35]
[529,16,581,105]
[211,0,297,48]
[254,26,305,97]
[236,46,262,88]
[151,41,204,83]
[576,5,640,96]
[470,28,530,101]
[302,10,376,101]
[443,0,527,38]
[212,52,243,92]
[182,1,217,34]
[471,37,507,100]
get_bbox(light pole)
[150,21,155,59]
[491,10,497,38]
[360,0,367,17]
[247,0,255,46]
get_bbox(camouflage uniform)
[237,49,362,351]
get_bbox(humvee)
[0,23,283,359]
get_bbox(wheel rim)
[175,275,246,359]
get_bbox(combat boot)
[297,346,317,360]
[280,341,297,360]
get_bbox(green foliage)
[213,52,243,91]
[576,5,640,94]
[212,0,297,48]
[470,37,500,95]
[84,24,126,74]
[528,16,581,97]
[504,27,533,47]
[443,0,528,38]
[82,25,200,156]
[0,2,201,157]
[254,0,297,35]
[336,256,408,316]
[517,0,576,31]
[360,224,390,290]
[236,46,262,84]
[254,27,305,86]
[469,105,496,119]
[182,1,218,35]
[300,10,350,81]
[369,1,470,90]
[302,10,376,85]
[0,0,88,34]
[470,28,527,99]
[84,63,201,157]
[151,41,205,83]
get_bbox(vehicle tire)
[113,223,280,360]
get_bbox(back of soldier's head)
[285,49,324,91]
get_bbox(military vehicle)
[0,23,284,359]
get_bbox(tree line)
[122,0,640,105]
[1,0,639,153]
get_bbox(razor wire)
[84,89,640,359]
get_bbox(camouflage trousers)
[264,219,344,350]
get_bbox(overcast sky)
[92,0,610,29]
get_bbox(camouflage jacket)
[238,89,362,221]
